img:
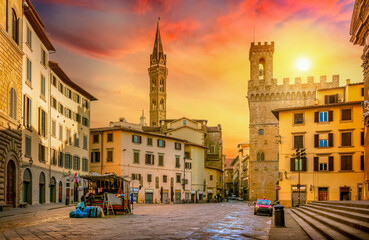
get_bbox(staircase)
[289,201,369,240]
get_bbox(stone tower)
[148,20,168,126]
[247,42,339,201]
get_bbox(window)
[107,133,113,142]
[93,134,99,143]
[73,156,80,170]
[210,175,213,181]
[319,139,328,147]
[26,26,32,48]
[107,149,113,162]
[66,129,71,145]
[185,179,188,185]
[59,83,64,94]
[41,48,46,66]
[361,155,364,171]
[82,99,89,109]
[185,152,190,159]
[59,103,64,115]
[38,143,46,162]
[294,113,304,124]
[133,150,140,163]
[51,97,57,109]
[183,120,186,125]
[257,152,265,161]
[163,175,167,183]
[145,153,154,165]
[258,129,264,135]
[361,132,364,146]
[175,142,181,150]
[51,149,57,165]
[74,133,79,147]
[132,174,140,180]
[160,78,164,92]
[132,135,142,144]
[175,155,180,168]
[75,94,80,104]
[39,108,47,137]
[11,9,18,43]
[82,117,88,126]
[176,174,181,183]
[157,139,165,147]
[65,154,72,169]
[155,176,159,189]
[24,95,31,128]
[83,135,88,149]
[341,132,352,147]
[158,154,164,166]
[82,158,88,172]
[66,88,72,99]
[52,76,57,87]
[25,135,31,157]
[147,174,152,182]
[58,151,64,167]
[66,109,72,118]
[341,109,351,121]
[290,157,306,171]
[319,163,327,171]
[294,135,304,149]
[208,144,215,154]
[59,124,63,141]
[325,94,338,104]
[91,150,100,163]
[26,58,32,83]
[9,88,17,119]
[341,155,352,171]
[362,87,365,97]
[75,113,81,123]
[147,137,153,146]
[51,120,56,137]
[319,111,328,122]
[185,162,191,169]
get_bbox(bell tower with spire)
[149,19,168,127]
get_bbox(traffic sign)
[276,186,281,190]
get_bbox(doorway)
[23,168,32,205]
[6,160,16,207]
[175,191,181,203]
[39,172,45,204]
[318,187,328,201]
[358,184,363,200]
[145,192,153,203]
[58,181,63,203]
[340,187,351,200]
[50,177,56,203]
[162,191,168,204]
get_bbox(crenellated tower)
[148,20,168,126]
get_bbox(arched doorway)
[59,181,63,203]
[73,182,79,202]
[6,160,16,207]
[39,172,45,204]
[50,177,56,203]
[23,168,32,205]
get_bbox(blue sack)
[77,201,85,210]
[75,208,87,218]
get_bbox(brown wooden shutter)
[90,152,93,163]
[328,133,333,147]
[302,157,307,171]
[152,155,155,165]
[328,110,333,122]
[314,157,319,171]
[314,134,319,148]
[290,158,295,171]
[325,95,328,104]
[139,136,142,143]
[314,112,319,123]
[335,94,338,103]
[38,108,41,135]
[23,95,26,126]
[362,132,365,146]
[361,155,364,171]
[329,156,334,171]
[132,135,134,143]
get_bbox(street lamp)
[296,148,306,207]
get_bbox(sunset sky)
[32,0,363,158]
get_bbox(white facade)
[21,4,95,205]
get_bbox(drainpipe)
[48,61,52,202]
[100,131,103,174]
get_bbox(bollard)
[274,203,285,227]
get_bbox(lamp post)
[296,148,306,207]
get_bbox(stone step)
[307,204,369,223]
[297,207,369,240]
[291,208,349,240]
[311,201,369,209]
[310,202,369,215]
[288,209,327,240]
[302,205,369,233]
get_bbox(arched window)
[259,58,265,80]
[155,176,159,189]
[160,99,164,110]
[159,78,164,92]
[257,152,261,161]
[152,98,156,110]
[261,152,265,161]
[12,9,18,43]
[152,78,157,91]
[9,87,16,119]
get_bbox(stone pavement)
[268,208,309,240]
[0,201,272,240]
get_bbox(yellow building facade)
[273,82,364,207]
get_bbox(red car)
[254,199,273,216]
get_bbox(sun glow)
[296,57,311,71]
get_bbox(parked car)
[254,198,273,216]
[230,195,237,200]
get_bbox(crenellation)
[295,77,301,85]
[283,78,289,86]
[308,76,314,84]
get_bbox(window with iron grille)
[58,152,64,167]
[175,155,180,168]
[294,113,304,124]
[158,154,164,166]
[25,135,31,157]
[82,158,88,172]
[133,150,140,164]
[65,154,71,169]
[163,175,167,183]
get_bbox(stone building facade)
[247,42,340,201]
[0,0,23,210]
[350,0,369,200]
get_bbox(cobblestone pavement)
[0,201,271,240]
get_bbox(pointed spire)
[151,17,165,63]
[140,110,146,126]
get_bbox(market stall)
[81,172,131,215]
